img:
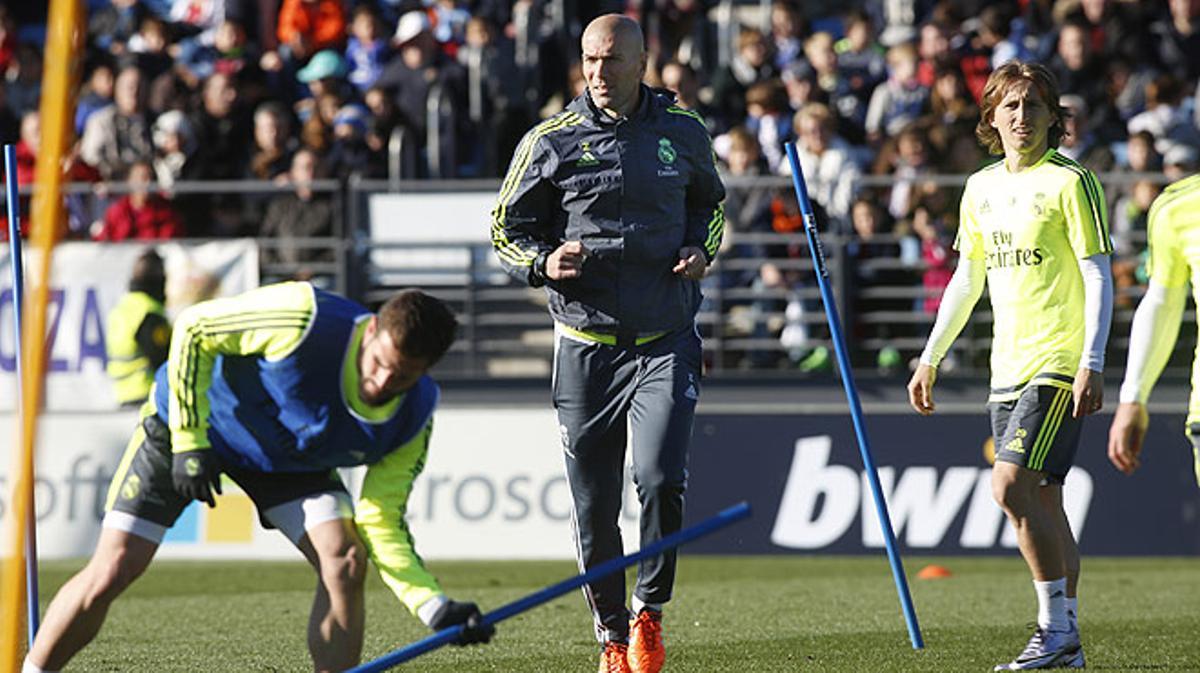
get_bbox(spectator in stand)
[716,126,773,237]
[710,126,776,366]
[978,4,1030,70]
[190,71,251,179]
[1120,130,1163,175]
[249,100,296,181]
[1149,0,1200,85]
[276,0,347,65]
[661,60,720,133]
[177,19,264,100]
[301,90,343,155]
[260,147,334,269]
[1047,20,1108,120]
[127,18,173,87]
[80,64,154,181]
[1056,0,1152,71]
[345,4,389,94]
[648,0,704,65]
[865,42,929,145]
[1102,56,1151,132]
[780,60,823,115]
[190,71,252,236]
[782,102,862,227]
[1109,176,1160,310]
[88,0,148,55]
[741,79,791,173]
[873,123,934,221]
[295,49,350,122]
[430,0,471,55]
[95,161,185,241]
[326,104,374,179]
[6,43,42,117]
[75,59,116,136]
[1058,94,1115,174]
[758,186,832,371]
[915,21,952,89]
[376,10,469,178]
[1111,178,1160,260]
[709,27,776,133]
[908,190,955,316]
[1127,74,1200,156]
[769,0,807,71]
[151,109,200,189]
[1,111,37,239]
[363,85,404,175]
[926,59,978,133]
[835,9,887,107]
[845,196,904,372]
[7,111,102,239]
[805,31,868,143]
[455,16,533,177]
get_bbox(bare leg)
[294,518,367,672]
[991,463,1066,581]
[1039,484,1079,596]
[28,528,158,670]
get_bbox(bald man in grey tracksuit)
[490,63,725,652]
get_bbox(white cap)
[394,11,430,45]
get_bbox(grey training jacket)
[490,86,726,337]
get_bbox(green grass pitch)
[36,555,1200,671]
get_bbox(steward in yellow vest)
[106,250,171,406]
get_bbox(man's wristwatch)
[531,250,550,286]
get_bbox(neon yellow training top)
[1145,174,1200,426]
[955,149,1113,401]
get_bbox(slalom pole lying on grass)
[4,143,39,646]
[347,501,752,672]
[783,142,924,650]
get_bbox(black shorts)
[106,413,346,529]
[988,385,1082,484]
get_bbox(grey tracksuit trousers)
[552,325,702,643]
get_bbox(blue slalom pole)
[4,143,39,644]
[348,501,752,672]
[783,142,923,649]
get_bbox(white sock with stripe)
[1034,578,1070,631]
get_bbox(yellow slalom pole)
[0,0,83,668]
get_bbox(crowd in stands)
[0,0,1197,369]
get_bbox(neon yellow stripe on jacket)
[167,282,316,453]
[490,112,586,267]
[355,421,443,614]
[668,105,724,258]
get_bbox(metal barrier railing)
[2,173,1185,380]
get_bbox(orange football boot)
[598,641,632,673]
[628,610,665,673]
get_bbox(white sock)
[22,658,57,673]
[631,595,662,614]
[1066,596,1078,628]
[1034,578,1070,631]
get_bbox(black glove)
[429,600,494,646]
[171,449,223,507]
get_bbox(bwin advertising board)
[683,413,1200,556]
